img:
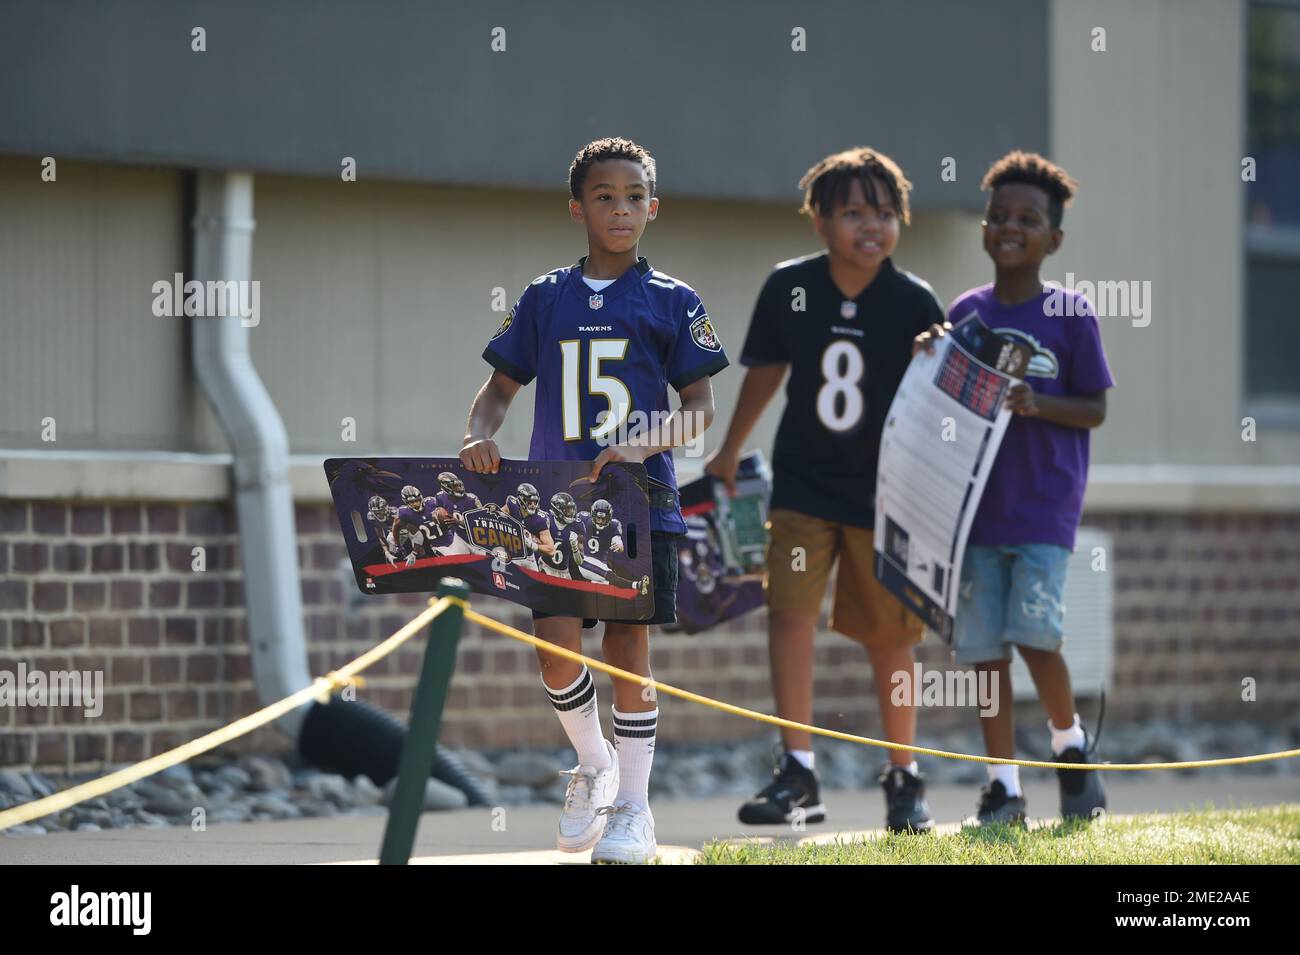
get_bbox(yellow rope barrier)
[0,596,460,833]
[4,592,1297,835]
[463,608,1300,773]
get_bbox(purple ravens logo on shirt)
[691,314,721,352]
[490,307,514,341]
[993,327,1059,379]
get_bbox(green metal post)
[379,577,469,865]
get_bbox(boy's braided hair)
[799,146,912,225]
[981,150,1078,229]
[569,137,657,199]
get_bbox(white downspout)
[190,171,312,739]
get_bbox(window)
[1246,2,1300,418]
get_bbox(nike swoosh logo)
[687,303,704,318]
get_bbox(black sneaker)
[974,780,1027,826]
[879,765,934,833]
[1056,728,1107,820]
[737,752,827,825]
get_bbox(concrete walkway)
[2,775,1295,865]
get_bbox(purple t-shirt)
[948,284,1115,550]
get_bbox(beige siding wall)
[1051,0,1298,467]
[0,158,186,451]
[9,12,1293,483]
[249,174,988,470]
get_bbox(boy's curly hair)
[799,147,912,224]
[569,137,657,199]
[981,150,1078,229]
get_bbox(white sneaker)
[555,739,619,853]
[591,799,657,864]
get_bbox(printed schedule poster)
[325,457,654,621]
[873,314,1031,640]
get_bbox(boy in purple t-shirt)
[915,151,1115,826]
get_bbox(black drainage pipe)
[297,698,493,806]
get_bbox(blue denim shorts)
[953,543,1071,664]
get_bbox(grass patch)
[696,804,1300,865]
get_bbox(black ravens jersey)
[740,252,943,528]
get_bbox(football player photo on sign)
[326,456,654,621]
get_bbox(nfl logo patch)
[840,301,857,320]
[589,294,604,310]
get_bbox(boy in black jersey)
[706,147,947,833]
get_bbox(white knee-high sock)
[542,667,611,769]
[612,706,658,810]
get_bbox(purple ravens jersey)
[435,490,481,539]
[542,515,586,577]
[395,498,454,553]
[435,489,480,516]
[506,496,552,540]
[483,257,730,534]
[581,515,624,561]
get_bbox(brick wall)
[1088,512,1300,723]
[2,500,1298,773]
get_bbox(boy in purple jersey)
[459,138,728,863]
[916,151,1115,826]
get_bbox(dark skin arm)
[461,371,561,549]
[1005,383,1107,428]
[460,370,524,473]
[702,363,787,494]
[587,375,717,481]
